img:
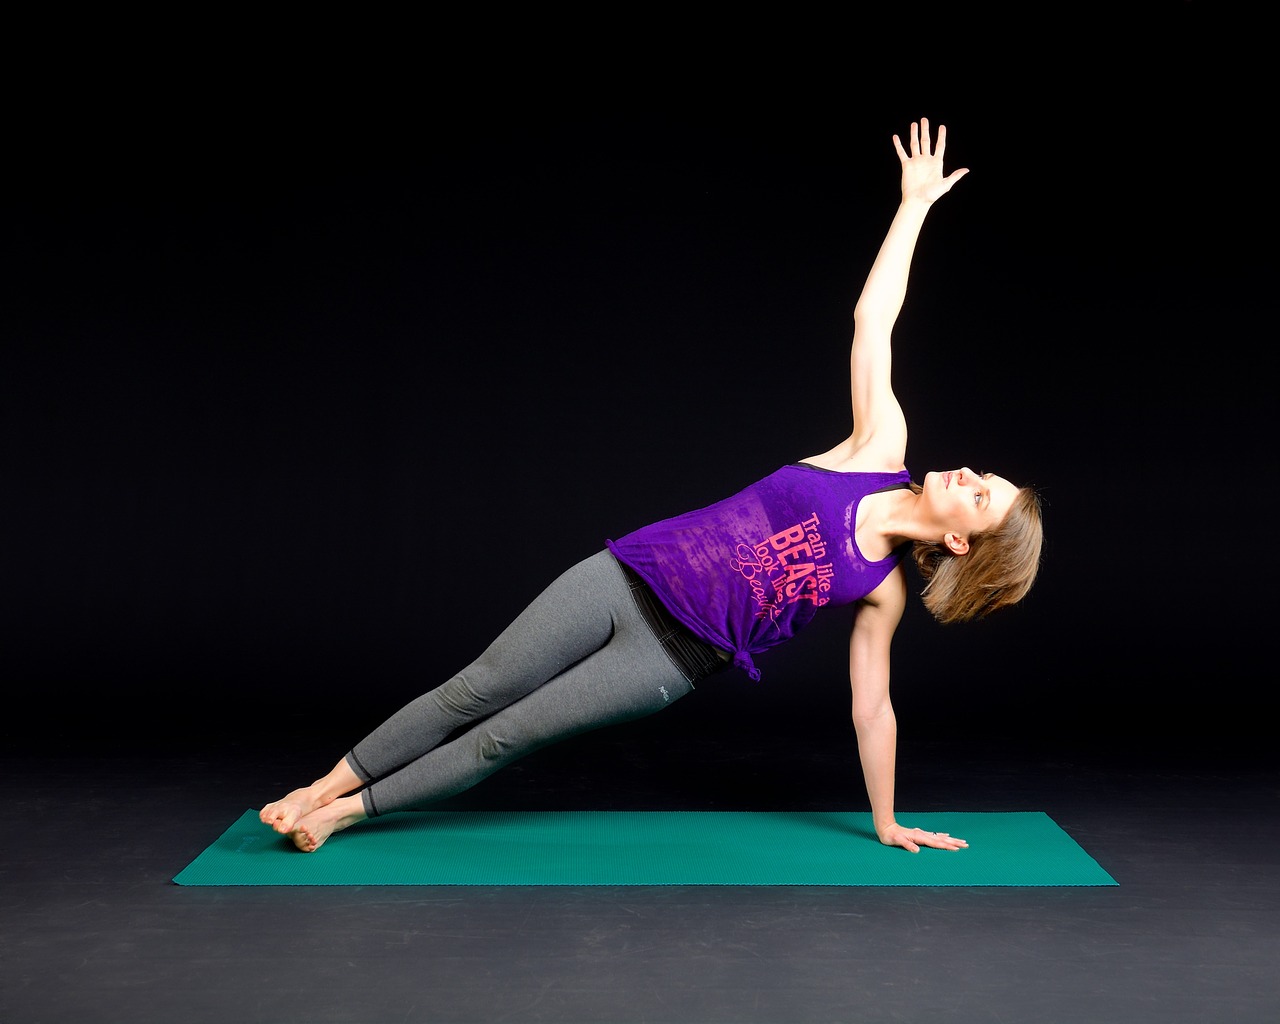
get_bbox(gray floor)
[4,721,1277,1024]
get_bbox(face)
[922,467,1018,542]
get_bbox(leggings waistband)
[617,559,729,683]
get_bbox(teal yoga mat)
[174,810,1116,886]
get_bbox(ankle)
[311,770,361,807]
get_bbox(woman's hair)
[909,484,1044,624]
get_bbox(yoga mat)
[174,810,1116,886]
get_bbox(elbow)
[851,703,895,732]
[853,296,902,333]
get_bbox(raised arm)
[830,118,969,471]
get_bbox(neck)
[868,487,929,548]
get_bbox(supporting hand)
[878,821,970,853]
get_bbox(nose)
[954,468,985,500]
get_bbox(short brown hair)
[911,486,1044,624]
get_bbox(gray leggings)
[348,550,706,817]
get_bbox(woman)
[261,117,1043,854]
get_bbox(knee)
[477,727,514,763]
[432,672,491,718]
[475,720,549,765]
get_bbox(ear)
[943,531,970,556]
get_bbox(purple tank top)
[606,464,913,680]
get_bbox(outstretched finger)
[920,830,968,851]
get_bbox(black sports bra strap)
[866,482,913,496]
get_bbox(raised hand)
[892,117,969,204]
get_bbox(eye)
[973,472,993,507]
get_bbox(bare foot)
[259,786,329,834]
[259,758,365,834]
[287,796,367,853]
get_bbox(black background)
[3,5,1273,769]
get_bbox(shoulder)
[853,564,907,632]
[798,447,908,474]
[849,566,906,683]
[867,563,907,607]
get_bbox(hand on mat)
[879,823,969,854]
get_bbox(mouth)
[943,471,952,489]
